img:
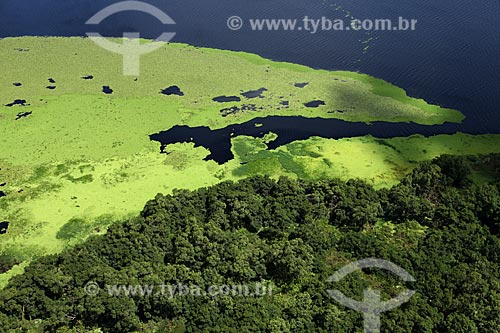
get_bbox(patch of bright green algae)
[230,133,500,188]
[0,36,486,287]
[0,36,462,129]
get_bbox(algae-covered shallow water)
[1,0,499,132]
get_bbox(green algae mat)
[1,36,499,287]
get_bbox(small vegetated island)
[1,36,500,298]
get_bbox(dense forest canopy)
[0,155,499,332]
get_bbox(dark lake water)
[1,0,499,133]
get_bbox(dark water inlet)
[150,116,465,165]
